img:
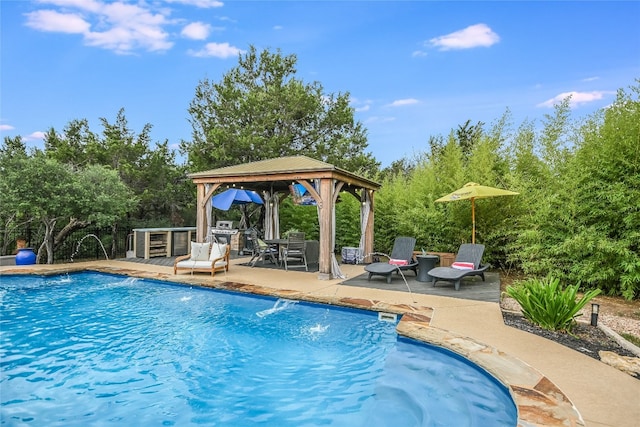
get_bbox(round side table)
[416,255,439,282]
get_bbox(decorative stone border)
[2,264,585,426]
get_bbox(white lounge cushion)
[190,242,210,261]
[209,243,227,261]
[175,260,227,269]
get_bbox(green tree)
[1,135,28,159]
[278,199,319,241]
[94,108,150,190]
[456,119,485,159]
[0,136,31,255]
[561,84,640,298]
[509,99,579,276]
[182,45,379,175]
[0,152,136,263]
[401,157,448,251]
[137,141,193,225]
[44,119,97,169]
[42,109,191,225]
[431,133,468,247]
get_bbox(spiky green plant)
[505,276,601,333]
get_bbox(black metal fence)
[1,225,132,263]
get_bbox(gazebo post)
[318,178,333,278]
[363,190,374,263]
[196,183,207,242]
[196,183,222,243]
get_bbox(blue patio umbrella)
[212,188,264,211]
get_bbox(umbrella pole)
[471,198,476,244]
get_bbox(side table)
[416,255,439,282]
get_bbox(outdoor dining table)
[264,238,319,268]
[264,238,287,251]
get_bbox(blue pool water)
[1,272,516,426]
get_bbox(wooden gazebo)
[188,156,381,279]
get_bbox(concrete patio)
[2,258,639,427]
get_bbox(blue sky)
[2,1,639,167]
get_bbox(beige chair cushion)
[190,242,210,261]
[209,243,227,261]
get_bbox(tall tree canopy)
[1,108,193,262]
[182,45,379,175]
[0,151,136,263]
[43,109,193,225]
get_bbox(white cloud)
[84,3,174,54]
[25,10,90,33]
[350,97,373,112]
[182,22,211,40]
[429,23,500,51]
[36,0,103,13]
[582,76,600,82]
[187,42,244,58]
[412,50,427,58]
[92,1,172,53]
[365,116,396,124]
[273,25,283,31]
[536,91,613,108]
[23,0,208,54]
[164,0,224,8]
[389,98,419,107]
[0,124,15,131]
[24,131,46,141]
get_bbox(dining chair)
[282,232,308,271]
[248,230,279,267]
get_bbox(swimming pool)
[1,272,517,426]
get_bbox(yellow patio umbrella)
[435,182,519,243]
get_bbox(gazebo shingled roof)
[188,155,381,279]
[188,156,380,193]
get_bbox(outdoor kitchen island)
[133,227,196,259]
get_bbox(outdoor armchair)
[174,241,230,277]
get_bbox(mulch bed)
[502,311,638,363]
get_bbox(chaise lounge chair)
[364,236,418,283]
[428,243,488,291]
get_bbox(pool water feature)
[1,272,517,426]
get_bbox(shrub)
[505,276,601,333]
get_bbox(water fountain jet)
[71,234,109,262]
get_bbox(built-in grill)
[211,221,244,253]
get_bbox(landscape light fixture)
[591,303,600,327]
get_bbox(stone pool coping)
[2,262,588,426]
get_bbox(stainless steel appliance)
[211,221,244,252]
